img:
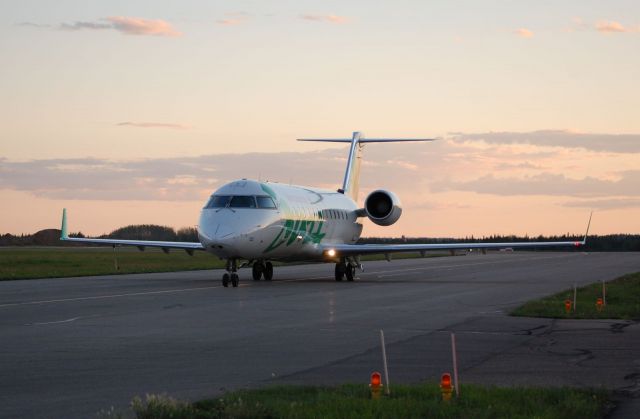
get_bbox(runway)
[0,251,639,418]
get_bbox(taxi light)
[327,249,336,257]
[440,373,453,402]
[564,299,572,313]
[370,371,383,399]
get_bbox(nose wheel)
[222,259,240,287]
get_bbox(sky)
[1,1,639,237]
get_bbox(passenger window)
[256,196,277,209]
[229,196,256,208]
[205,195,231,208]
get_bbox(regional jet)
[60,132,590,287]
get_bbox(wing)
[59,209,205,254]
[323,239,584,257]
[323,213,593,258]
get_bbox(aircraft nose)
[212,223,233,240]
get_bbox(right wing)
[59,209,204,254]
[323,213,593,258]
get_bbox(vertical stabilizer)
[342,132,364,201]
[298,132,435,203]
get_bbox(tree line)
[1,225,638,251]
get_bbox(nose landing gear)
[222,259,240,287]
[223,259,274,287]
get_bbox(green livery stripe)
[263,219,325,253]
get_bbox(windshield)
[205,195,231,208]
[205,195,277,209]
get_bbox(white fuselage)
[198,179,362,261]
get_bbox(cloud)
[595,20,639,34]
[17,22,51,29]
[106,16,181,37]
[451,130,640,153]
[514,28,533,38]
[0,145,426,201]
[433,171,640,198]
[562,198,640,211]
[216,12,251,26]
[117,122,190,130]
[55,17,181,37]
[1,130,637,203]
[217,19,244,26]
[300,14,348,24]
[60,21,111,31]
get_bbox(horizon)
[1,1,639,237]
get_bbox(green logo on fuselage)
[263,219,325,253]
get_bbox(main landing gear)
[335,258,358,282]
[222,259,274,287]
[251,260,273,281]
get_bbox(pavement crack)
[610,322,631,334]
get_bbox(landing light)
[327,249,336,257]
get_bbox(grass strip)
[0,247,448,281]
[511,272,640,320]
[0,247,225,280]
[117,384,610,419]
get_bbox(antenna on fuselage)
[297,132,436,202]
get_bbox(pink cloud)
[595,20,639,34]
[106,16,181,37]
[300,14,348,24]
[514,28,534,38]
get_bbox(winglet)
[61,208,68,240]
[582,211,593,244]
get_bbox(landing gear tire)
[252,262,264,281]
[264,262,274,281]
[345,264,355,282]
[231,273,239,287]
[222,273,230,287]
[335,263,345,281]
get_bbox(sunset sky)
[1,1,639,237]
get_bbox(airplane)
[60,131,591,287]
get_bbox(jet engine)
[364,190,402,226]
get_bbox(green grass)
[0,246,450,281]
[0,247,225,280]
[117,384,610,419]
[511,272,640,320]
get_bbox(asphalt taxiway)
[0,251,638,418]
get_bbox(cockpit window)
[256,196,277,209]
[205,195,231,208]
[205,194,276,209]
[229,195,256,208]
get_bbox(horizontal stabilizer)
[298,132,436,201]
[297,138,436,143]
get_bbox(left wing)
[59,209,204,254]
[322,213,592,258]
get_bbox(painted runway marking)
[30,317,81,326]
[0,285,223,308]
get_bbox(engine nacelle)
[364,190,402,226]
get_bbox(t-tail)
[297,132,435,202]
